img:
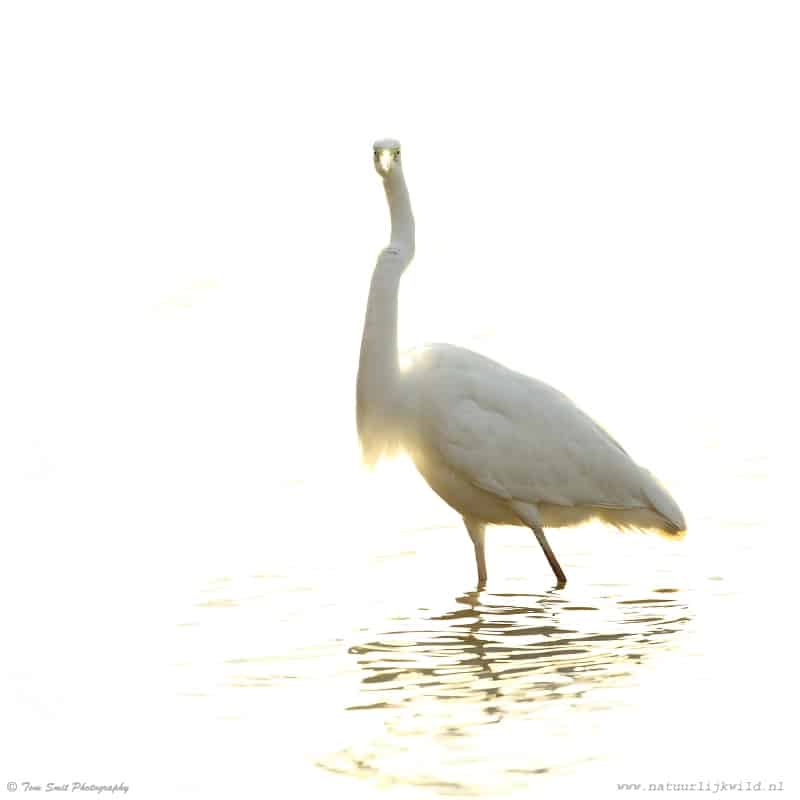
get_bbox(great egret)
[357,138,685,588]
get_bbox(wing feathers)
[410,345,683,526]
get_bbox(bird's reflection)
[348,587,690,724]
[319,586,691,789]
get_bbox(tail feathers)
[640,470,686,535]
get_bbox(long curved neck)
[356,166,415,464]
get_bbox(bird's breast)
[409,446,518,527]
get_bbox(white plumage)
[357,139,685,587]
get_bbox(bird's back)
[399,344,685,533]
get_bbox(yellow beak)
[378,149,394,174]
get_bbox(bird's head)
[373,138,402,178]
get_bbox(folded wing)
[407,344,683,530]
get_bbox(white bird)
[357,139,686,588]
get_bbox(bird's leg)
[463,517,487,589]
[531,524,567,587]
[510,502,567,588]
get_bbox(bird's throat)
[383,168,415,260]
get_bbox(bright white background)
[1,1,796,797]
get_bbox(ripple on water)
[178,567,695,795]
[318,587,691,793]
